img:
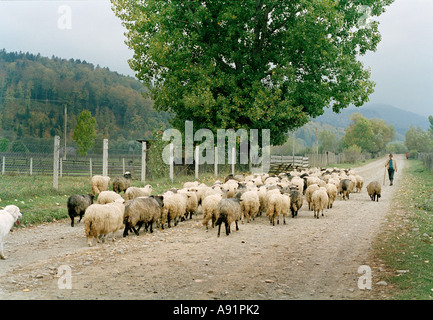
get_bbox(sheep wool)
[215,198,241,237]
[84,199,125,246]
[97,190,123,204]
[161,193,187,228]
[123,185,153,201]
[325,183,338,209]
[113,172,132,194]
[67,194,94,227]
[202,193,223,230]
[311,187,329,219]
[239,190,260,223]
[266,192,290,226]
[305,184,320,210]
[91,175,110,195]
[289,189,303,218]
[123,197,162,236]
[366,181,382,202]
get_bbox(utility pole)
[63,105,67,160]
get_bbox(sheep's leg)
[235,221,239,231]
[132,225,140,236]
[217,224,222,237]
[123,225,129,237]
[0,241,6,260]
[225,222,230,236]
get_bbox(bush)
[343,144,362,163]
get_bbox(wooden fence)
[419,153,433,173]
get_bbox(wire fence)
[419,153,433,173]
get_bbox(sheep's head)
[123,172,132,180]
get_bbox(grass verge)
[0,172,232,226]
[372,159,433,300]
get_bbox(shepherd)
[385,154,397,186]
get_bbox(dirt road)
[0,155,403,300]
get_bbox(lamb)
[67,194,94,227]
[84,198,125,246]
[97,190,123,204]
[311,187,329,219]
[215,197,241,237]
[161,192,187,228]
[202,193,223,230]
[305,184,320,210]
[239,190,260,223]
[289,189,303,218]
[112,171,132,194]
[123,185,153,201]
[123,196,162,237]
[91,175,110,195]
[266,192,290,226]
[325,183,338,209]
[367,181,382,202]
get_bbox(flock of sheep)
[67,167,383,246]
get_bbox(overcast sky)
[0,0,432,117]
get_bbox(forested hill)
[0,50,170,145]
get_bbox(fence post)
[60,158,63,177]
[169,143,174,183]
[2,156,5,175]
[231,147,235,175]
[89,158,93,177]
[214,146,218,177]
[53,135,60,190]
[102,139,108,176]
[141,141,146,184]
[195,145,199,179]
[122,158,125,174]
[29,157,33,176]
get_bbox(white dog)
[0,205,22,260]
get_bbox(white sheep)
[239,190,260,223]
[84,199,125,246]
[123,185,153,201]
[305,184,320,210]
[161,193,187,228]
[325,183,338,209]
[266,192,290,226]
[311,187,329,219]
[355,175,364,193]
[201,193,223,230]
[97,190,123,204]
[178,188,199,219]
[91,175,110,195]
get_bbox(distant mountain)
[312,103,430,141]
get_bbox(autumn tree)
[111,0,394,145]
[73,110,97,156]
[405,125,432,153]
[342,113,395,154]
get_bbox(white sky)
[0,0,432,117]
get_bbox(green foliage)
[146,129,169,179]
[319,130,339,153]
[342,144,362,163]
[343,113,395,153]
[112,0,393,146]
[72,110,96,156]
[0,138,9,152]
[405,125,432,153]
[0,50,170,143]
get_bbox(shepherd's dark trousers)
[388,168,395,185]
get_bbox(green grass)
[374,159,433,300]
[0,171,233,226]
[329,156,379,169]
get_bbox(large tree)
[112,0,393,145]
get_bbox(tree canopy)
[112,0,394,145]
